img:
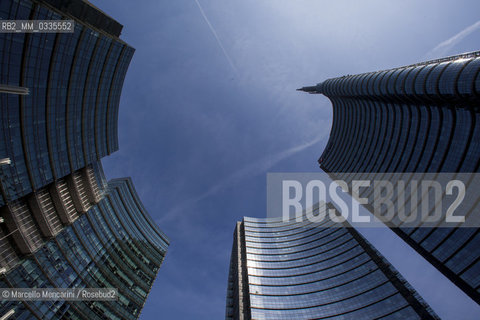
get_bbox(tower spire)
[296,85,318,93]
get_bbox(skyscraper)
[299,51,480,303]
[225,204,438,320]
[0,0,135,269]
[0,0,169,318]
[0,177,169,319]
[0,0,133,205]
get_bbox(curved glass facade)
[0,1,168,319]
[0,161,107,272]
[303,51,480,304]
[0,0,134,205]
[0,178,169,320]
[225,209,438,320]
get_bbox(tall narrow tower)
[300,51,480,303]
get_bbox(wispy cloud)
[158,132,328,223]
[426,20,480,58]
[194,0,238,73]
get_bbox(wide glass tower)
[0,0,134,205]
[0,0,135,269]
[225,204,438,320]
[0,1,169,319]
[0,177,169,319]
[299,51,480,303]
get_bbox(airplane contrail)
[158,132,328,223]
[426,20,480,59]
[194,0,238,73]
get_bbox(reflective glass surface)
[0,179,169,319]
[318,53,480,303]
[0,0,134,203]
[228,217,438,319]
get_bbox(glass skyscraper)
[0,0,135,268]
[0,0,134,205]
[299,51,480,304]
[0,0,169,319]
[0,177,169,319]
[225,204,438,320]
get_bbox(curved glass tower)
[225,205,438,320]
[0,178,169,320]
[0,1,169,319]
[0,0,135,271]
[299,51,480,304]
[0,0,134,205]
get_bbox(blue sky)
[90,1,480,319]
